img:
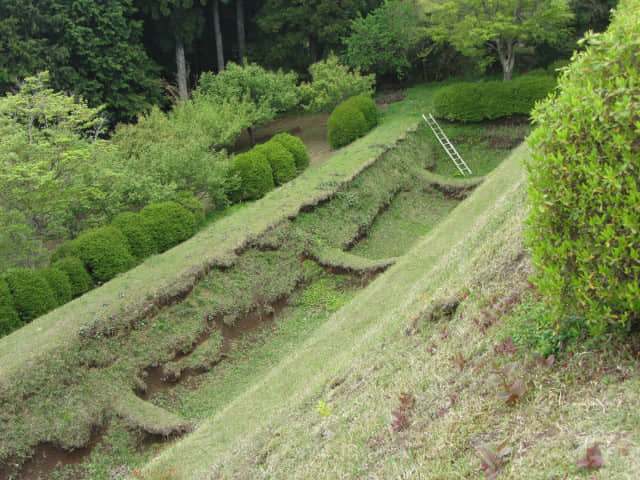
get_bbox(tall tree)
[236,0,246,59]
[427,0,574,80]
[255,0,380,72]
[212,0,224,71]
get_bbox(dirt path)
[231,113,333,167]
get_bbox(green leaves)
[526,0,640,336]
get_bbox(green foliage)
[111,212,158,261]
[40,267,73,307]
[0,278,21,336]
[228,150,275,202]
[174,191,206,226]
[299,55,376,113]
[344,95,378,130]
[140,202,196,253]
[344,0,428,79]
[52,257,93,297]
[197,61,299,131]
[327,100,369,149]
[4,268,57,322]
[74,226,135,283]
[258,141,298,186]
[433,73,556,122]
[526,0,640,335]
[427,0,573,80]
[271,133,311,172]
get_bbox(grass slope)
[137,144,532,479]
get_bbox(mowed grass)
[136,144,640,480]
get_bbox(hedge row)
[327,95,378,149]
[432,72,557,123]
[0,192,205,338]
[227,133,310,202]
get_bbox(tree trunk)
[496,37,516,81]
[247,126,255,146]
[213,0,224,71]
[236,0,246,60]
[176,37,188,100]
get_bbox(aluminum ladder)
[422,113,472,176]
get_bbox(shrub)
[50,240,79,264]
[327,101,369,149]
[4,268,57,322]
[74,226,135,283]
[345,95,379,130]
[228,150,275,202]
[40,267,73,306]
[0,279,22,336]
[111,212,158,261]
[140,201,196,253]
[175,190,206,225]
[257,141,298,185]
[432,82,485,122]
[299,54,376,113]
[271,133,310,171]
[52,257,93,297]
[432,72,556,122]
[526,0,640,336]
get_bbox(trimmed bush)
[140,201,196,252]
[345,95,378,130]
[74,226,135,283]
[4,268,57,322]
[50,240,79,264]
[526,0,640,335]
[40,267,73,306]
[175,190,206,226]
[327,101,369,149]
[228,150,275,202]
[433,72,556,122]
[0,279,22,336]
[111,212,158,261]
[271,133,310,171]
[52,257,93,297]
[257,141,298,186]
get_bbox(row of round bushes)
[0,193,205,337]
[227,132,310,202]
[432,71,557,123]
[327,95,378,150]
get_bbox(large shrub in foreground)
[345,95,378,130]
[40,267,73,306]
[271,133,310,171]
[4,268,57,321]
[327,101,369,150]
[0,279,21,335]
[526,0,640,335]
[74,226,135,283]
[140,201,196,252]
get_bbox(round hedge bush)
[228,150,275,202]
[50,240,79,264]
[432,82,487,122]
[345,95,378,130]
[111,211,158,261]
[271,133,310,171]
[140,201,196,252]
[40,267,73,306]
[257,141,298,186]
[0,279,22,336]
[175,190,206,226]
[327,101,369,149]
[52,256,93,297]
[4,268,57,322]
[74,226,136,283]
[526,0,640,335]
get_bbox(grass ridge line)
[0,121,421,383]
[140,144,529,478]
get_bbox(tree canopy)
[427,0,574,80]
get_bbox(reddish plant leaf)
[577,443,603,469]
